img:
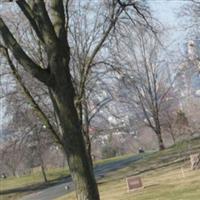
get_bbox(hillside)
[57,137,200,200]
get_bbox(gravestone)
[190,153,200,170]
[126,176,143,191]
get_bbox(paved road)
[21,155,142,200]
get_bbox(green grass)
[0,154,136,191]
[2,136,200,200]
[0,192,24,200]
[57,164,200,200]
[0,168,69,200]
[94,153,136,166]
[56,137,200,200]
[0,168,69,191]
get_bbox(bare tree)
[0,1,152,199]
[112,27,178,150]
[31,125,51,183]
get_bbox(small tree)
[113,28,177,150]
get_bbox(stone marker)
[190,153,200,170]
[126,176,143,191]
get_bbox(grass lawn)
[0,168,69,200]
[57,163,200,200]
[56,138,200,200]
[0,168,69,191]
[1,137,200,200]
[0,154,136,200]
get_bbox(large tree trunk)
[50,86,100,200]
[75,93,93,167]
[0,4,101,198]
[48,41,100,198]
[82,94,93,166]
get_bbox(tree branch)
[79,3,123,99]
[0,18,55,87]
[0,45,63,146]
[16,0,45,44]
[50,0,67,43]
[25,0,58,47]
[89,97,112,123]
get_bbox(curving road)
[21,155,142,200]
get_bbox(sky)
[150,0,186,25]
[150,0,188,46]
[0,0,193,130]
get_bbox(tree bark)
[82,93,93,166]
[50,87,99,200]
[153,112,165,151]
[0,1,104,198]
[41,164,48,183]
[47,42,99,199]
[169,128,176,145]
[156,130,165,151]
[0,16,100,200]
